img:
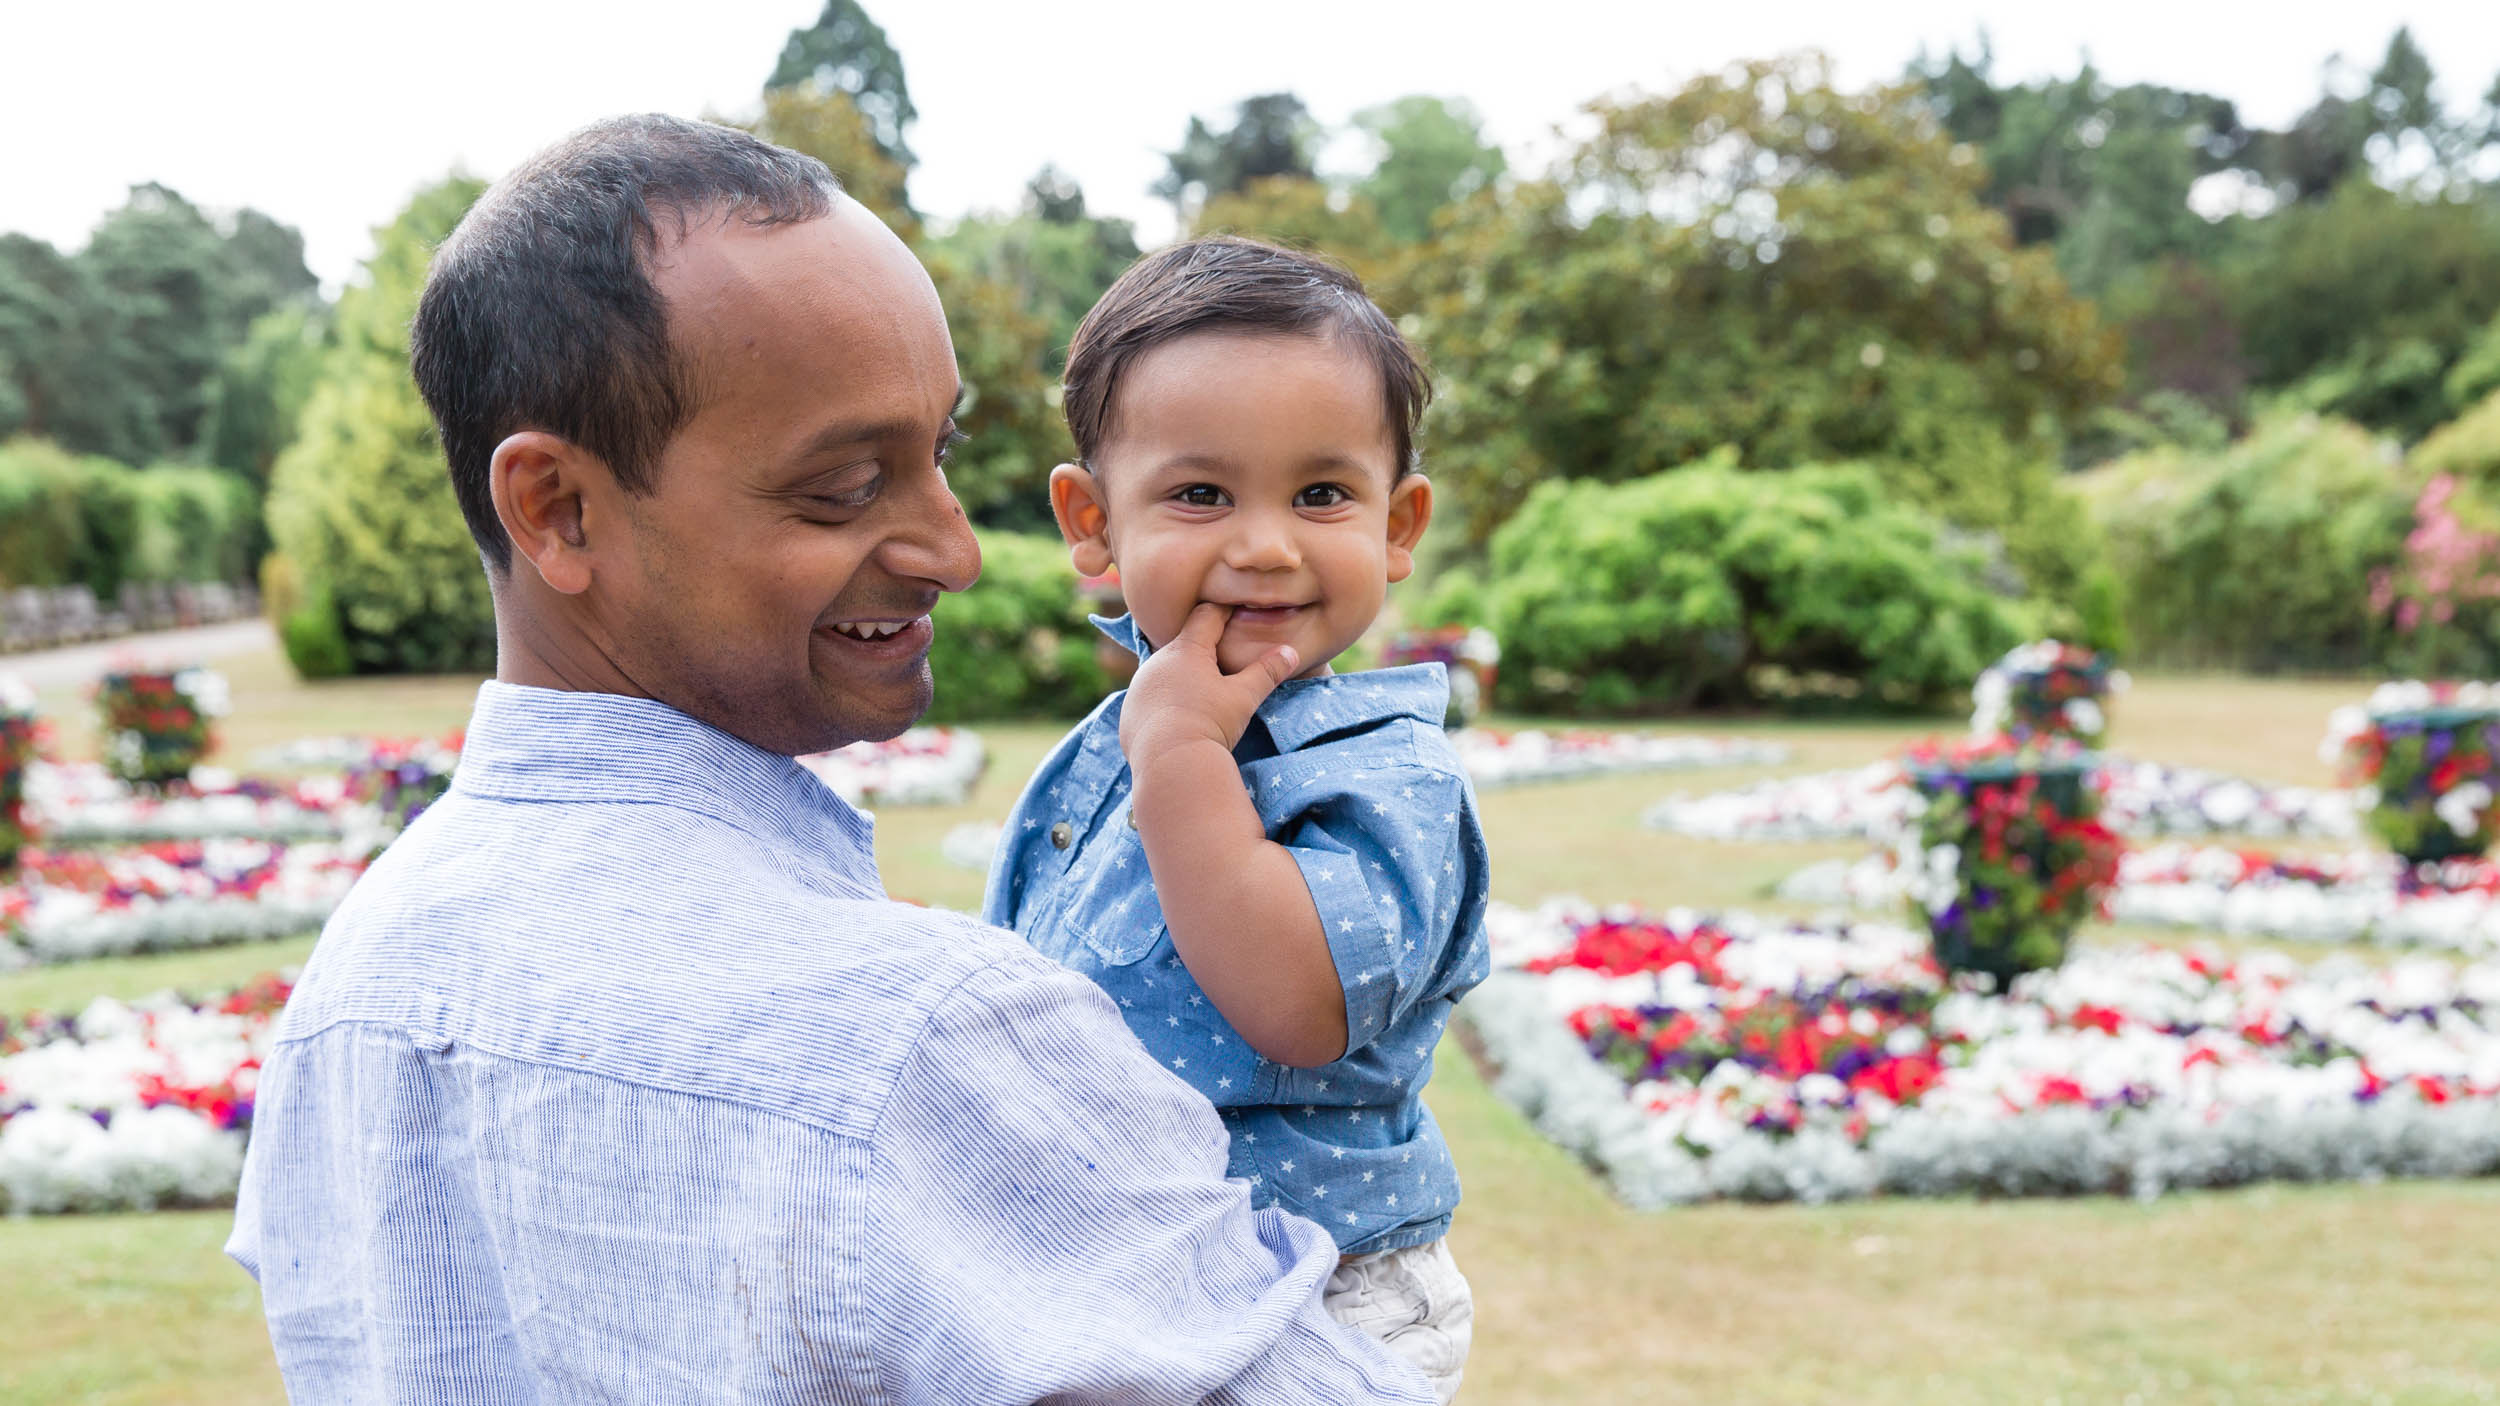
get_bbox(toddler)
[983,237,1489,1401]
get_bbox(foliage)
[1904,746,2121,988]
[2446,311,2500,413]
[1427,458,2032,715]
[265,178,494,677]
[747,85,915,235]
[1352,96,1508,245]
[921,530,1110,722]
[2412,388,2500,490]
[1912,44,2253,295]
[2371,474,2500,678]
[1395,55,2123,595]
[1188,177,1396,284]
[126,465,257,585]
[2071,413,2420,672]
[766,0,917,174]
[0,187,318,467]
[200,301,328,488]
[259,554,350,681]
[0,438,138,597]
[2222,181,2500,440]
[927,177,1140,374]
[916,243,1069,530]
[1155,93,1320,222]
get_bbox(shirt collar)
[449,680,878,878]
[1090,612,1449,752]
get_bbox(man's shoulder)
[287,796,1060,1141]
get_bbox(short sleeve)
[1279,764,1478,1059]
[865,953,1432,1405]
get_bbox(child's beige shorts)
[1323,1237,1473,1403]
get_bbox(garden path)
[0,619,276,689]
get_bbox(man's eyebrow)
[786,387,965,462]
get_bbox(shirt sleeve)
[1279,764,1478,1059]
[864,952,1434,1405]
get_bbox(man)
[227,114,1433,1404]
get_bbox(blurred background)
[7,2,2500,1401]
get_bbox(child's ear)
[1384,472,1434,585]
[1049,462,1115,578]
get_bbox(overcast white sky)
[5,0,2497,289]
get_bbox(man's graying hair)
[411,114,841,571]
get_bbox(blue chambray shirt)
[983,616,1493,1256]
[227,681,1432,1405]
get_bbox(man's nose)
[883,466,982,594]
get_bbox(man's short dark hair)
[1061,236,1431,478]
[411,114,840,571]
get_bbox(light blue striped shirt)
[227,681,1431,1404]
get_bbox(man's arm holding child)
[1124,602,1349,1067]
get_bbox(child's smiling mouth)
[1218,602,1312,628]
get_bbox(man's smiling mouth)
[826,619,915,641]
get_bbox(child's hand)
[1120,603,1300,759]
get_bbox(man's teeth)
[828,620,911,640]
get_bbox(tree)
[202,300,329,488]
[767,0,916,175]
[1153,93,1319,220]
[1913,44,2251,294]
[265,178,494,676]
[1396,55,2122,611]
[746,85,915,236]
[1188,177,1395,285]
[2221,178,2500,439]
[1352,96,1507,245]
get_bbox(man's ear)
[490,431,606,595]
[1384,472,1434,585]
[1049,462,1115,578]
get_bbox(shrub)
[922,530,1112,723]
[1429,459,2031,715]
[0,438,141,597]
[128,465,258,584]
[261,553,351,679]
[2072,414,2419,673]
[264,178,494,676]
[2413,389,2500,491]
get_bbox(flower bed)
[26,761,354,845]
[1464,899,2500,1206]
[0,976,287,1213]
[1452,728,1787,791]
[0,841,367,966]
[1,676,36,870]
[1647,760,2357,844]
[1781,843,2500,957]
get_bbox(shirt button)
[1050,821,1074,850]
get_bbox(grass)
[9,652,2500,1404]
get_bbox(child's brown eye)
[1297,484,1349,508]
[1178,484,1226,507]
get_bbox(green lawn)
[9,653,2500,1404]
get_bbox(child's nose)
[1226,514,1302,571]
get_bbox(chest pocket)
[1062,818,1166,966]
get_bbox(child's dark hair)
[1062,236,1431,477]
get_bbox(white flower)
[2063,698,2105,738]
[2434,782,2493,839]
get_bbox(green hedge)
[2071,413,2419,673]
[0,438,256,600]
[923,530,1112,722]
[1424,458,2032,715]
